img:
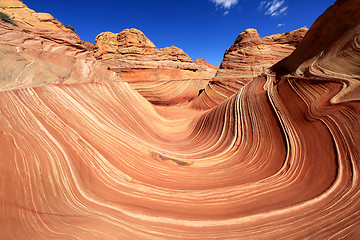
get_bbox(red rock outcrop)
[94,29,215,80]
[1,0,360,239]
[192,28,307,109]
[194,58,219,70]
[271,0,360,104]
[219,28,307,74]
[94,28,216,105]
[0,0,117,91]
[93,29,216,104]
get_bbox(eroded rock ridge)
[1,0,360,239]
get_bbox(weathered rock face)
[2,0,360,239]
[217,27,307,80]
[194,58,219,70]
[94,29,214,78]
[0,0,117,91]
[191,28,308,109]
[0,0,74,33]
[272,0,360,104]
[93,28,216,104]
[94,29,157,59]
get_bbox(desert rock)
[0,0,116,91]
[272,0,360,103]
[191,27,308,109]
[1,0,360,239]
[194,58,219,70]
[94,28,216,104]
[94,29,210,74]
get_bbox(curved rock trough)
[1,0,360,239]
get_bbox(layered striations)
[192,28,307,109]
[0,0,117,91]
[94,29,216,104]
[272,0,360,104]
[1,0,360,239]
[219,28,307,76]
[194,58,219,70]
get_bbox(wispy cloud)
[211,0,238,9]
[258,0,288,17]
[211,0,238,15]
[277,23,285,27]
[258,1,267,11]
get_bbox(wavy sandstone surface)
[94,29,216,105]
[0,0,111,92]
[1,0,360,239]
[192,27,307,109]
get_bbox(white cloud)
[266,0,283,15]
[211,0,238,9]
[258,1,266,11]
[258,0,288,17]
[224,10,229,15]
[277,23,285,27]
[271,6,287,16]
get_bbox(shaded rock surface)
[219,28,307,73]
[1,0,360,239]
[0,0,117,91]
[93,28,216,104]
[191,28,308,109]
[94,29,215,80]
[194,58,219,70]
[272,0,360,103]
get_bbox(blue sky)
[22,0,334,66]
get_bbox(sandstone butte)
[191,27,308,109]
[93,29,217,104]
[194,58,219,70]
[1,0,360,239]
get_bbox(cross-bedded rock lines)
[1,0,360,239]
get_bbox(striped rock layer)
[1,0,360,239]
[192,27,308,110]
[93,29,217,105]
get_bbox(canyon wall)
[1,0,360,239]
[192,27,307,109]
[93,29,217,104]
[0,0,115,91]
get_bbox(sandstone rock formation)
[194,58,219,70]
[1,0,360,239]
[219,28,307,74]
[0,0,117,91]
[192,27,307,109]
[94,29,215,80]
[271,0,360,104]
[93,28,216,104]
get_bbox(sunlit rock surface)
[1,0,360,239]
[271,0,360,104]
[93,29,216,105]
[194,58,219,70]
[0,0,116,91]
[192,27,307,109]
